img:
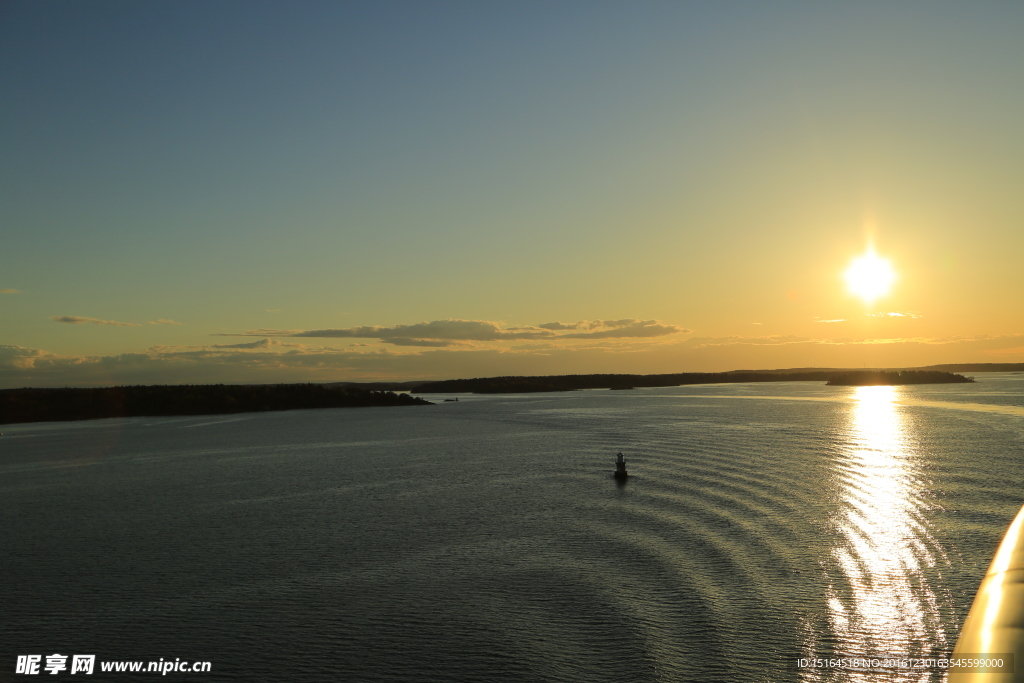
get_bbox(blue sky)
[3,1,1023,385]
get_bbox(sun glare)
[845,249,896,305]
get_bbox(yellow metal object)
[950,503,1024,682]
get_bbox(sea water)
[2,374,1023,681]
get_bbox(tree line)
[0,383,432,425]
[413,370,974,394]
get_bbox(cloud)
[0,342,383,386]
[866,311,923,319]
[215,318,687,345]
[4,333,1024,388]
[538,321,585,330]
[283,320,549,342]
[0,344,53,369]
[51,316,141,327]
[561,320,688,339]
[594,319,637,329]
[689,335,813,348]
[683,333,1024,349]
[0,289,20,294]
[211,338,304,350]
[816,319,846,323]
[148,319,183,325]
[385,338,456,347]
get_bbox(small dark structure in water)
[614,452,628,480]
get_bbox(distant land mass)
[0,384,432,426]
[327,364,1023,394]
[826,370,974,386]
[412,365,1001,394]
[411,372,830,394]
[3,363,1016,425]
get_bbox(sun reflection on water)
[807,385,946,682]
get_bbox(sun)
[845,248,896,305]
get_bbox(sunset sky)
[3,1,1023,387]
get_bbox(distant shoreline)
[825,370,973,386]
[410,368,981,394]
[2,364,1016,425]
[0,384,433,426]
[336,363,1020,394]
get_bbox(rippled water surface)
[3,374,1023,681]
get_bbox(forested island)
[414,371,837,394]
[0,384,432,425]
[413,369,976,394]
[825,370,974,386]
